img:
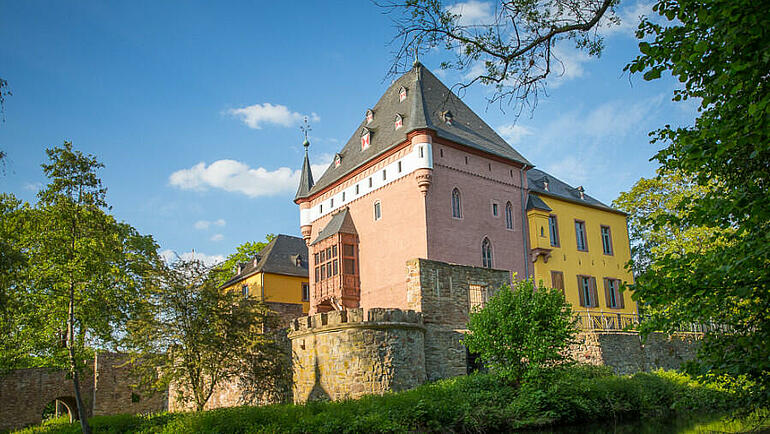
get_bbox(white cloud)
[497,124,534,145]
[541,155,590,186]
[210,234,224,242]
[169,154,333,198]
[227,103,320,130]
[160,249,224,266]
[23,182,42,191]
[446,0,495,26]
[598,0,655,37]
[194,219,226,230]
[548,44,592,88]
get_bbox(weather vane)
[300,116,312,149]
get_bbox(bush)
[463,280,577,383]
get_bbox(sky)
[0,0,696,265]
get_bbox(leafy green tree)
[382,0,619,109]
[24,142,158,433]
[213,234,276,285]
[463,280,577,384]
[625,0,769,405]
[123,258,287,411]
[613,170,723,275]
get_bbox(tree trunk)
[68,285,92,434]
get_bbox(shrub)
[463,280,578,384]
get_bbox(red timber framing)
[311,232,360,312]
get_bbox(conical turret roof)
[294,147,314,200]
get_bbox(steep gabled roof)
[310,208,357,245]
[526,193,552,212]
[527,168,625,214]
[306,63,531,196]
[221,234,308,288]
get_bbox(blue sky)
[0,1,695,264]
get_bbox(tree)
[123,258,287,411]
[463,279,577,384]
[212,234,276,286]
[612,169,722,275]
[25,142,158,433]
[625,0,769,405]
[381,0,619,110]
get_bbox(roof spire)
[413,47,422,68]
[295,117,315,200]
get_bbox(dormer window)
[442,110,454,125]
[394,114,403,130]
[334,153,342,168]
[361,128,371,151]
[543,179,550,191]
[366,109,374,124]
[577,186,585,200]
[399,86,407,102]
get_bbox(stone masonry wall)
[92,352,167,417]
[288,308,426,403]
[570,332,702,375]
[405,258,510,381]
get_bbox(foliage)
[122,258,288,412]
[381,0,619,110]
[625,0,770,406]
[5,142,159,433]
[212,234,276,286]
[17,367,756,434]
[612,169,724,275]
[463,280,577,384]
[0,76,10,121]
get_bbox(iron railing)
[574,311,732,333]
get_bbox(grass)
[15,365,758,434]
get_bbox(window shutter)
[590,277,599,307]
[577,276,586,307]
[618,281,625,308]
[603,278,612,308]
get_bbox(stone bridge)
[0,353,167,432]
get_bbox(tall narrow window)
[469,284,486,311]
[361,128,371,150]
[399,86,407,102]
[302,283,310,302]
[492,203,499,216]
[394,114,403,129]
[551,271,565,296]
[481,238,493,268]
[505,202,513,229]
[451,188,462,218]
[398,161,402,172]
[604,278,624,309]
[600,225,613,255]
[578,276,598,307]
[548,215,560,247]
[241,284,249,297]
[368,177,372,188]
[374,201,382,221]
[355,184,360,195]
[575,220,588,251]
[382,170,387,180]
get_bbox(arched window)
[374,200,382,221]
[482,238,493,268]
[451,188,462,218]
[505,202,513,229]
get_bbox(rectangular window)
[419,146,424,158]
[368,177,372,188]
[383,170,387,180]
[314,253,319,264]
[601,225,613,255]
[492,203,498,216]
[343,244,355,257]
[356,184,360,194]
[320,250,326,262]
[315,267,319,282]
[575,220,588,251]
[604,278,624,309]
[344,258,355,274]
[374,201,382,221]
[578,276,598,307]
[241,284,249,297]
[320,264,326,280]
[332,245,337,257]
[398,161,402,172]
[302,283,309,302]
[326,264,332,278]
[332,259,338,276]
[330,198,334,207]
[551,271,565,296]
[468,284,486,312]
[342,192,345,202]
[326,247,331,258]
[548,215,560,247]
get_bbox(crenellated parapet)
[288,308,426,403]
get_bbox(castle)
[286,63,677,403]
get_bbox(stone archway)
[41,396,79,423]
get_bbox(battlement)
[289,308,423,335]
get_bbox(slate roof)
[295,148,315,200]
[310,208,357,245]
[221,234,308,288]
[526,193,552,212]
[299,63,531,198]
[526,168,625,214]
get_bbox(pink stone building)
[294,63,533,314]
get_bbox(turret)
[295,137,314,244]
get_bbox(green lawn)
[16,365,758,433]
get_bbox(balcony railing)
[574,311,732,334]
